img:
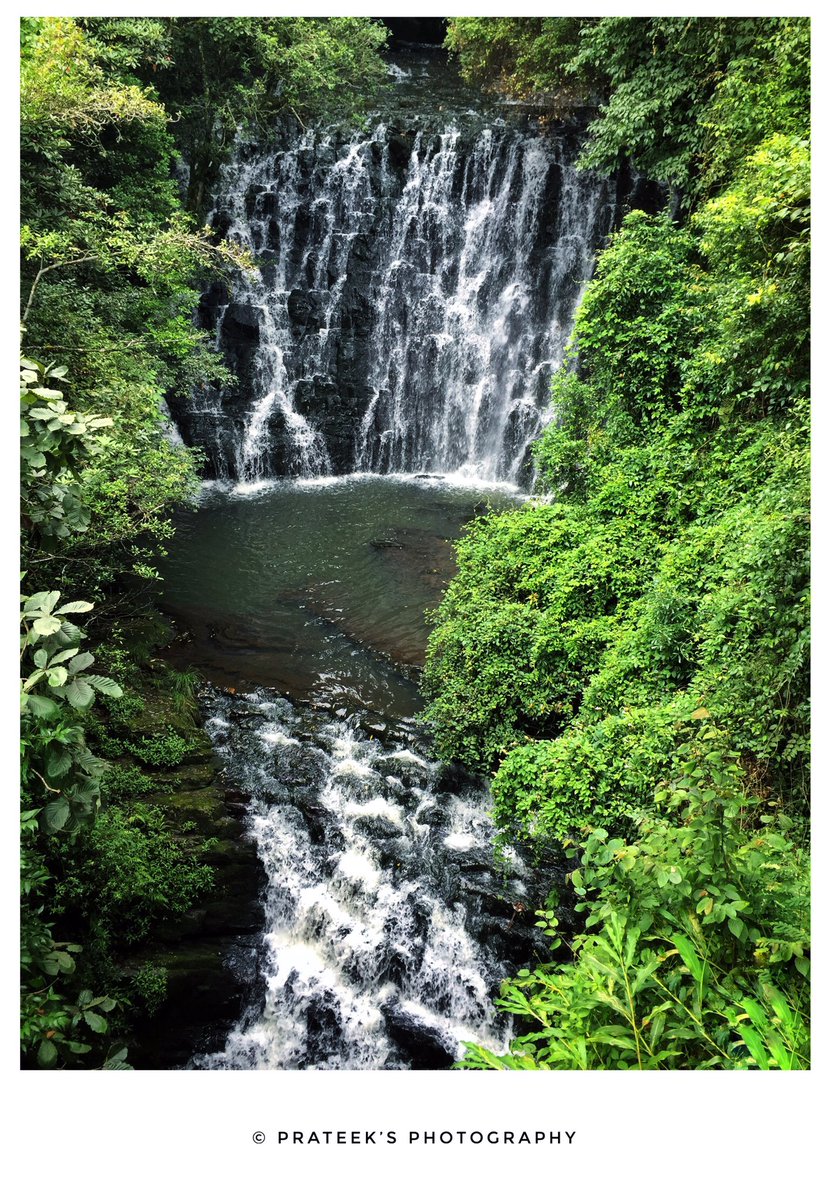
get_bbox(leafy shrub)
[55,804,214,944]
[166,667,202,725]
[459,735,810,1070]
[132,964,169,1016]
[491,702,686,845]
[92,726,196,768]
[128,729,194,768]
[99,763,156,805]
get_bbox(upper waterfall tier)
[171,52,652,487]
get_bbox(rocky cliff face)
[170,50,656,487]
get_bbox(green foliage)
[432,16,810,1070]
[445,18,587,113]
[20,359,113,546]
[93,725,196,768]
[690,134,809,417]
[88,16,389,213]
[21,589,122,834]
[132,965,169,1017]
[165,667,203,724]
[491,703,685,846]
[425,145,810,838]
[20,983,128,1071]
[20,585,128,1067]
[446,17,809,203]
[55,804,213,945]
[20,18,256,596]
[99,764,156,805]
[126,730,194,768]
[459,739,809,1070]
[557,212,698,431]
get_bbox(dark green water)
[161,474,519,717]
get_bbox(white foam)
[443,832,476,851]
[335,850,381,891]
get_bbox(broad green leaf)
[43,798,71,832]
[68,652,95,674]
[740,1026,770,1070]
[32,615,62,637]
[461,1043,507,1069]
[22,668,45,692]
[34,591,61,614]
[672,935,705,986]
[762,985,795,1031]
[25,694,59,719]
[63,678,95,709]
[741,997,768,1029]
[84,1010,108,1034]
[45,746,72,778]
[85,674,123,698]
[37,1040,58,1068]
[23,592,52,613]
[48,648,79,665]
[42,949,75,975]
[632,958,660,995]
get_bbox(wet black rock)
[287,289,323,330]
[382,1003,456,1070]
[352,812,405,840]
[221,303,261,344]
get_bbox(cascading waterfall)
[193,689,545,1070]
[356,125,609,481]
[172,56,629,487]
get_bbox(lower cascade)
[193,689,547,1070]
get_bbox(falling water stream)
[163,48,633,1069]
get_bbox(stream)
[162,475,552,1069]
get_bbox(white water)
[194,691,534,1070]
[181,103,618,487]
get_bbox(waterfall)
[355,125,610,481]
[172,70,627,487]
[193,688,548,1070]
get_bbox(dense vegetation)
[20,15,810,1073]
[19,16,388,1068]
[429,17,810,1069]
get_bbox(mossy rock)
[156,788,230,835]
[151,761,217,793]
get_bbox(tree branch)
[22,256,99,327]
